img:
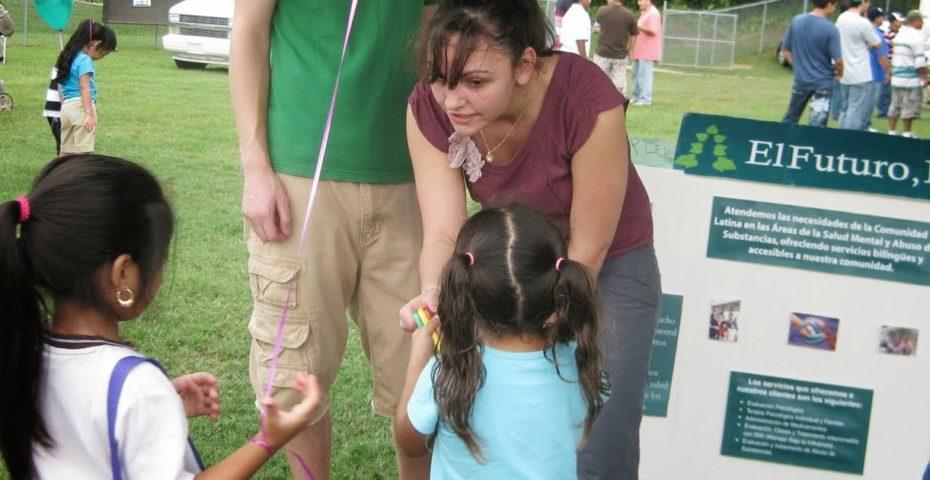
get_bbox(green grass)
[625,52,930,140]
[1,25,927,479]
[1,28,395,479]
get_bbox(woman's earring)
[116,287,135,308]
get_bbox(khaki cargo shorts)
[889,87,923,120]
[59,98,96,155]
[246,174,422,423]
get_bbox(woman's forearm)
[419,236,456,291]
[567,241,612,280]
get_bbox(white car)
[162,0,233,69]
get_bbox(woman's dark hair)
[812,0,838,9]
[556,0,575,15]
[418,0,555,89]
[0,154,173,479]
[433,204,609,460]
[55,18,117,84]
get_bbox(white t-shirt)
[891,26,928,88]
[836,9,882,84]
[33,335,202,480]
[559,3,592,56]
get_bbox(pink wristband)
[251,436,278,455]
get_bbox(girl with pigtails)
[394,204,609,478]
[401,0,660,477]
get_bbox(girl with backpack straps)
[0,154,322,479]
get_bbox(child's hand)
[173,372,221,420]
[399,287,439,332]
[410,317,440,364]
[84,112,97,133]
[261,374,324,449]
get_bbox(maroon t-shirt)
[409,53,653,261]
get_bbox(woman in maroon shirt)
[399,1,660,478]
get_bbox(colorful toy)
[413,306,441,350]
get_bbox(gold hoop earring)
[116,287,135,308]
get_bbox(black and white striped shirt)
[43,67,61,118]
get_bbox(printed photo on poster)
[709,298,740,342]
[788,312,839,351]
[879,326,918,356]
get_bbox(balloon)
[34,0,73,31]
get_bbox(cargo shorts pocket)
[247,257,313,388]
[248,256,303,309]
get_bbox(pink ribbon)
[258,2,359,478]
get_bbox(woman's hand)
[173,372,221,420]
[399,287,439,332]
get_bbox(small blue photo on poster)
[788,312,839,351]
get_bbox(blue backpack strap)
[106,356,206,480]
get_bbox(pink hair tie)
[464,252,475,266]
[16,196,31,224]
[555,257,565,272]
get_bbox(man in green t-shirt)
[230,1,436,478]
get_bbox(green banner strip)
[643,294,683,417]
[674,113,930,201]
[707,197,930,286]
[721,372,873,474]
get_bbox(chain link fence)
[665,0,921,67]
[663,8,738,68]
[714,0,805,59]
[3,0,102,46]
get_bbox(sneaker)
[867,127,878,133]
[888,130,899,136]
[902,131,916,138]
[632,100,652,106]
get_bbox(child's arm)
[393,320,440,458]
[194,374,322,479]
[79,73,96,132]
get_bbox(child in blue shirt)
[54,19,116,155]
[394,204,610,479]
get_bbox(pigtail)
[0,199,50,480]
[434,252,486,461]
[550,258,609,444]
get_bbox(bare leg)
[888,116,898,132]
[903,118,914,133]
[394,418,431,480]
[285,412,332,480]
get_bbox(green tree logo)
[675,125,737,172]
